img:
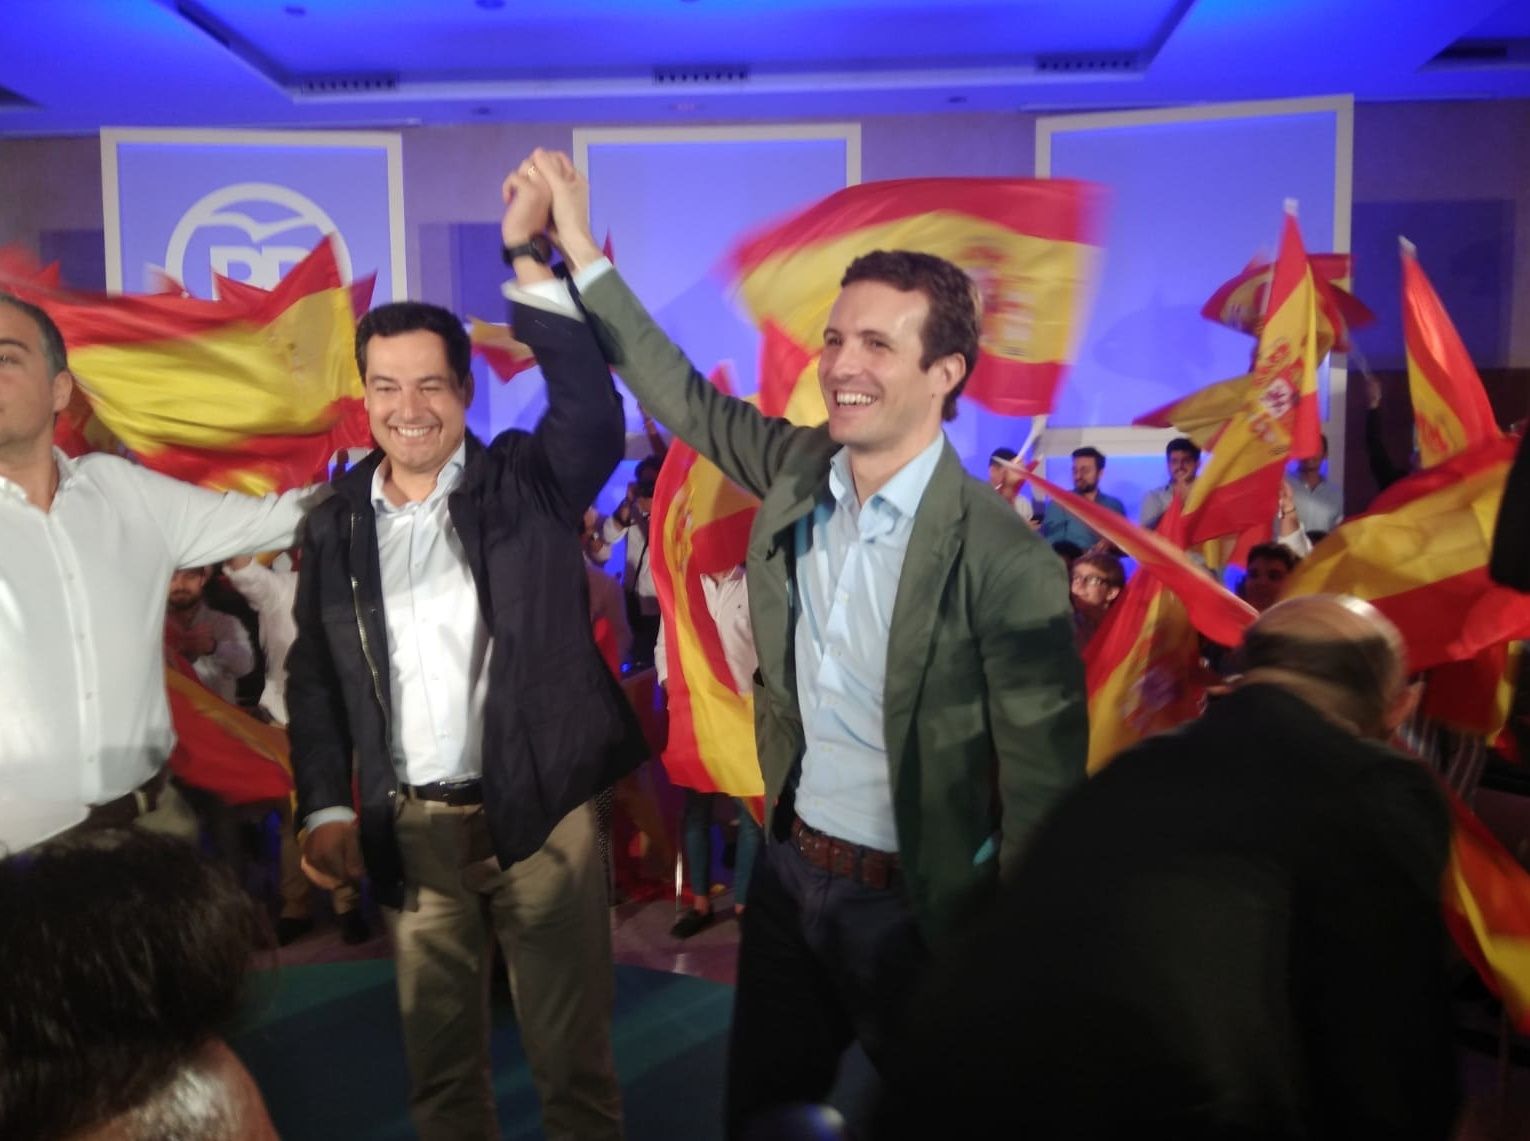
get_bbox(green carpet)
[231,960,732,1140]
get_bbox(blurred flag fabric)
[2,237,372,494]
[728,177,1106,417]
[468,316,538,382]
[1201,249,1373,355]
[164,655,293,806]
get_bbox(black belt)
[400,780,483,806]
[790,815,901,891]
[82,768,169,830]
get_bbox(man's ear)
[1382,678,1423,739]
[50,369,74,416]
[932,352,965,399]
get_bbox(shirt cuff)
[501,276,581,319]
[304,806,357,833]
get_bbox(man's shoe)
[669,909,714,939]
[338,910,371,945]
[275,916,314,946]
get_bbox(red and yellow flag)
[1182,209,1322,550]
[164,658,293,806]
[1442,790,1530,1032]
[1132,371,1251,450]
[1076,497,1228,773]
[1282,435,1530,671]
[468,316,538,382]
[1401,239,1501,470]
[10,238,372,494]
[1018,465,1257,647]
[1202,250,1373,355]
[728,178,1106,417]
[650,367,764,797]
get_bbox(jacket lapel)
[747,438,835,705]
[883,442,967,794]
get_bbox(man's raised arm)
[529,148,815,502]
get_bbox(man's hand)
[528,148,604,271]
[170,624,217,659]
[302,820,364,888]
[500,159,554,249]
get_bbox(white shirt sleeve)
[131,464,328,570]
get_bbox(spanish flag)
[1017,465,1257,647]
[1132,371,1252,450]
[1442,789,1530,1033]
[27,238,371,495]
[1282,435,1530,671]
[1182,207,1322,550]
[1076,499,1233,773]
[728,178,1106,416]
[1202,250,1373,355]
[468,316,538,382]
[165,657,293,806]
[1401,239,1501,469]
[650,366,764,797]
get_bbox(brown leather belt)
[790,815,901,891]
[82,768,169,830]
[400,779,484,806]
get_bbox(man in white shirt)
[286,166,643,1141]
[0,293,319,849]
[165,566,254,705]
[602,451,665,668]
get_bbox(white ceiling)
[4,0,1530,138]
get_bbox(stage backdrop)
[1036,95,1353,523]
[101,128,405,302]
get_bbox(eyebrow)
[0,337,32,353]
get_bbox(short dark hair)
[1051,540,1084,563]
[1245,542,1298,572]
[1071,446,1105,469]
[840,250,981,422]
[0,831,259,1141]
[355,301,472,388]
[1073,551,1125,589]
[1167,437,1201,462]
[989,446,1018,464]
[0,292,68,377]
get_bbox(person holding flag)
[515,147,1087,1136]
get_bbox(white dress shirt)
[372,443,492,787]
[225,560,298,723]
[0,450,316,810]
[1288,476,1343,534]
[792,434,945,853]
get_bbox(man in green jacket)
[518,149,1086,1137]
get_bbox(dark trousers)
[726,839,927,1139]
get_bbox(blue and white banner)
[101,128,405,302]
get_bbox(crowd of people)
[1,145,1522,1141]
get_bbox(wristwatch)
[502,235,551,265]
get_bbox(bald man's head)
[1236,595,1414,739]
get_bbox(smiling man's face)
[362,329,469,483]
[818,280,957,457]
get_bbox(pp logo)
[163,183,353,295]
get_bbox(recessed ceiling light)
[473,105,492,116]
[947,95,968,104]
[672,101,700,112]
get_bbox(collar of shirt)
[0,448,80,505]
[370,440,467,516]
[825,431,945,535]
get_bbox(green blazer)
[582,269,1088,941]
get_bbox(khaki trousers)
[387,798,622,1141]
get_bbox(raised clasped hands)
[501,149,604,272]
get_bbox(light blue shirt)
[791,433,945,852]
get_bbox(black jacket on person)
[876,683,1460,1141]
[285,301,648,909]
